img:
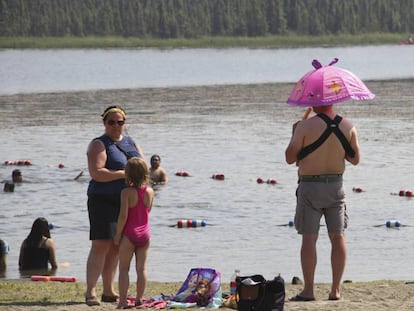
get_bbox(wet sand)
[1,79,414,123]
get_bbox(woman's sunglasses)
[107,119,125,126]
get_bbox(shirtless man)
[149,154,168,185]
[285,104,360,302]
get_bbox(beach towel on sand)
[172,268,222,308]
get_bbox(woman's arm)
[135,143,146,161]
[87,139,125,182]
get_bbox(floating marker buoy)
[58,163,65,168]
[31,275,76,282]
[386,220,401,228]
[398,190,413,197]
[258,178,277,184]
[49,223,55,230]
[177,219,207,228]
[175,171,190,177]
[277,220,295,227]
[212,174,225,180]
[352,187,363,193]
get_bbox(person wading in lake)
[149,154,168,185]
[85,105,145,306]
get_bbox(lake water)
[0,46,414,285]
[1,45,414,95]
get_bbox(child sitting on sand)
[114,157,154,309]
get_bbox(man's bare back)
[285,105,360,176]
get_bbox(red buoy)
[212,174,225,180]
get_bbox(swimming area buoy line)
[4,160,32,166]
[277,220,295,227]
[257,177,277,184]
[171,219,208,228]
[389,190,413,197]
[277,219,411,229]
[373,220,410,228]
[4,161,412,229]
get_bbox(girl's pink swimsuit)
[123,186,150,247]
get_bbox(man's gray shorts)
[295,174,348,235]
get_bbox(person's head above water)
[12,169,23,183]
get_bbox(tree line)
[1,0,413,38]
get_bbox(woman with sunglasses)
[85,105,145,306]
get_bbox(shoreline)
[1,279,414,310]
[0,33,409,49]
[1,77,414,98]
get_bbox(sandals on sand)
[101,294,119,303]
[289,294,315,302]
[116,299,140,309]
[85,296,100,306]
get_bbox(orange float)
[31,275,76,282]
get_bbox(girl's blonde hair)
[125,157,150,187]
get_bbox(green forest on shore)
[1,0,414,49]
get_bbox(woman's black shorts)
[87,194,121,240]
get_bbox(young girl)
[18,217,58,271]
[114,157,154,309]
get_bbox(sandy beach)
[1,280,414,310]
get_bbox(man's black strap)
[296,113,356,161]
